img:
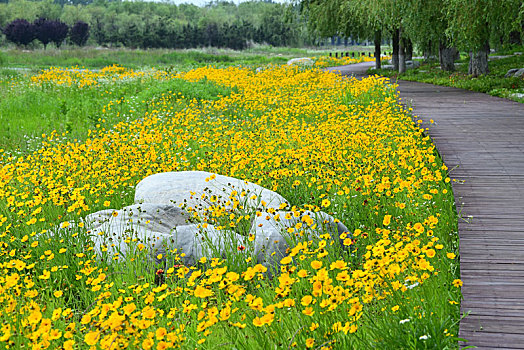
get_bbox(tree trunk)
[392,28,399,71]
[405,39,413,61]
[423,40,433,61]
[439,41,456,71]
[468,40,489,77]
[398,27,406,73]
[374,30,381,69]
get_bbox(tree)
[33,17,53,49]
[69,20,89,46]
[50,20,69,48]
[3,19,35,47]
[401,0,456,71]
[445,0,523,76]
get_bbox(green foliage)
[445,0,523,51]
[1,0,312,49]
[370,53,524,103]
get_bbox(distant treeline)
[0,0,313,49]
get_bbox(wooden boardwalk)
[329,62,524,349]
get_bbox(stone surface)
[54,172,350,269]
[505,68,519,77]
[381,62,420,70]
[83,203,243,265]
[135,171,288,212]
[406,60,421,68]
[251,210,349,268]
[287,57,314,66]
[514,68,524,78]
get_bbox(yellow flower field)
[0,64,460,349]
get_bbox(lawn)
[0,57,460,349]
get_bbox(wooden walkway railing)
[329,62,524,349]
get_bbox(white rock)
[287,57,314,66]
[505,68,519,77]
[84,203,244,265]
[134,171,288,213]
[52,172,352,270]
[514,68,524,78]
[251,210,350,268]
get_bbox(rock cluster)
[58,171,349,269]
[382,60,421,70]
[505,68,524,78]
[287,57,314,66]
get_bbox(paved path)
[329,62,524,349]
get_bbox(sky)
[170,0,290,6]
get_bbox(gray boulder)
[251,210,350,268]
[406,60,421,68]
[54,172,351,270]
[134,171,288,213]
[84,203,245,266]
[504,68,524,78]
[287,57,314,66]
[514,68,524,78]
[505,68,519,77]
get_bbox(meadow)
[0,46,376,70]
[0,57,460,349]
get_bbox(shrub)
[33,18,54,49]
[70,21,89,47]
[50,20,69,48]
[3,19,35,47]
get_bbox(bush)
[3,19,35,47]
[70,21,89,47]
[33,18,54,49]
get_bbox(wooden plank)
[459,332,524,349]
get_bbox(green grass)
[0,45,377,70]
[0,68,235,154]
[370,49,524,103]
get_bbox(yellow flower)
[124,303,136,315]
[310,260,322,270]
[84,331,99,346]
[280,256,292,265]
[253,317,264,327]
[447,252,456,259]
[156,327,167,340]
[305,338,315,348]
[321,199,331,207]
[452,279,463,287]
[142,338,154,349]
[54,290,63,298]
[193,285,213,298]
[301,295,313,306]
[81,314,92,325]
[383,215,392,226]
[103,200,111,207]
[302,307,315,316]
[38,270,51,280]
[63,340,75,350]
